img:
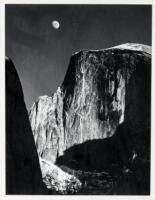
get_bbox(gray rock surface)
[29,43,151,165]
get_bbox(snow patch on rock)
[39,157,82,194]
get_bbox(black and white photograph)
[3,2,152,196]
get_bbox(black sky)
[5,5,152,110]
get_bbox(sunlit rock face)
[30,91,64,163]
[29,43,151,164]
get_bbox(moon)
[52,20,60,29]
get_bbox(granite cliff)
[29,43,151,170]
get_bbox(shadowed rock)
[6,57,47,194]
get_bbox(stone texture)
[40,157,82,194]
[29,43,151,166]
[6,57,47,194]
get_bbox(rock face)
[6,57,47,194]
[29,43,151,167]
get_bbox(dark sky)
[5,4,152,110]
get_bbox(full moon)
[52,20,60,29]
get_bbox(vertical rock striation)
[29,43,151,166]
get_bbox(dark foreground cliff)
[29,43,151,194]
[6,57,47,194]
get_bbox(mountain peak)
[29,44,151,171]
